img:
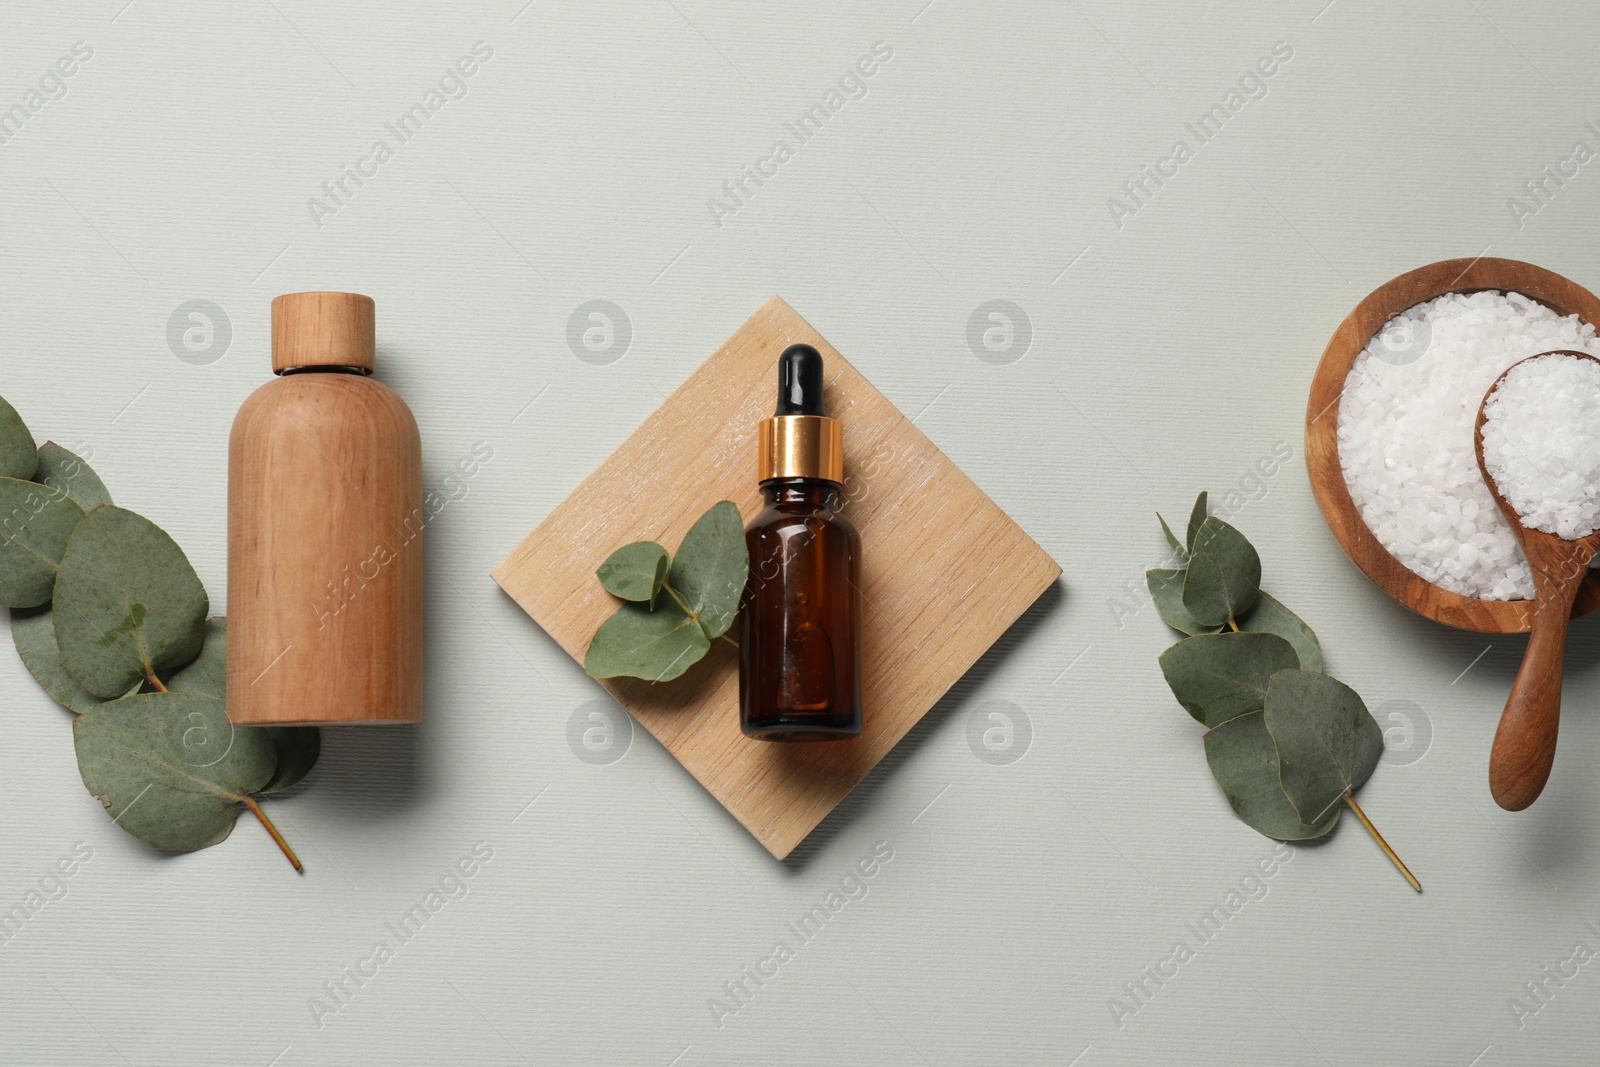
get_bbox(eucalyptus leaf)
[263,727,322,793]
[1239,591,1322,673]
[667,500,748,639]
[167,617,321,794]
[1186,491,1208,552]
[1264,668,1383,826]
[6,398,315,869]
[73,691,275,852]
[11,604,134,713]
[1182,517,1261,627]
[584,598,710,682]
[1159,632,1299,727]
[596,541,670,607]
[1157,513,1185,558]
[1203,711,1340,841]
[0,395,38,481]
[0,477,84,608]
[166,617,228,699]
[1146,568,1222,637]
[54,505,208,697]
[1154,492,1417,888]
[32,443,112,510]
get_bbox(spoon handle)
[1489,583,1578,811]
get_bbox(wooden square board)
[492,296,1060,859]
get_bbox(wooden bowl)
[1305,257,1600,633]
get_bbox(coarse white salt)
[1337,290,1600,600]
[1481,353,1600,540]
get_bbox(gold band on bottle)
[758,414,843,483]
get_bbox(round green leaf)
[0,395,38,481]
[11,604,136,713]
[1181,517,1261,627]
[584,599,711,681]
[1146,568,1222,637]
[32,443,112,510]
[1159,631,1298,727]
[668,500,748,640]
[166,617,227,699]
[1238,591,1322,673]
[167,617,320,793]
[263,726,321,793]
[73,691,275,852]
[1263,668,1383,826]
[596,540,670,606]
[0,477,84,608]
[1203,711,1340,841]
[54,505,208,697]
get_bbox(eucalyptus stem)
[242,795,302,872]
[662,582,695,619]
[1344,793,1419,892]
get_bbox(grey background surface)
[2,0,1598,1063]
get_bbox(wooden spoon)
[1475,350,1600,811]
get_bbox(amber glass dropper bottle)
[739,344,863,741]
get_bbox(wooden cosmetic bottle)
[227,292,423,725]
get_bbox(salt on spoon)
[1475,350,1600,810]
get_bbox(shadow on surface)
[303,725,427,820]
[779,578,1066,871]
[1341,564,1600,880]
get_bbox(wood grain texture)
[228,371,424,725]
[1475,353,1600,810]
[492,296,1060,858]
[270,291,375,372]
[1305,257,1600,633]
[1482,523,1598,810]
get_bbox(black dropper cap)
[776,344,826,416]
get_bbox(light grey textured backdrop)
[3,1,1599,1064]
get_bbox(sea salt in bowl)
[1306,258,1600,633]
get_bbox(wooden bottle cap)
[271,291,375,373]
